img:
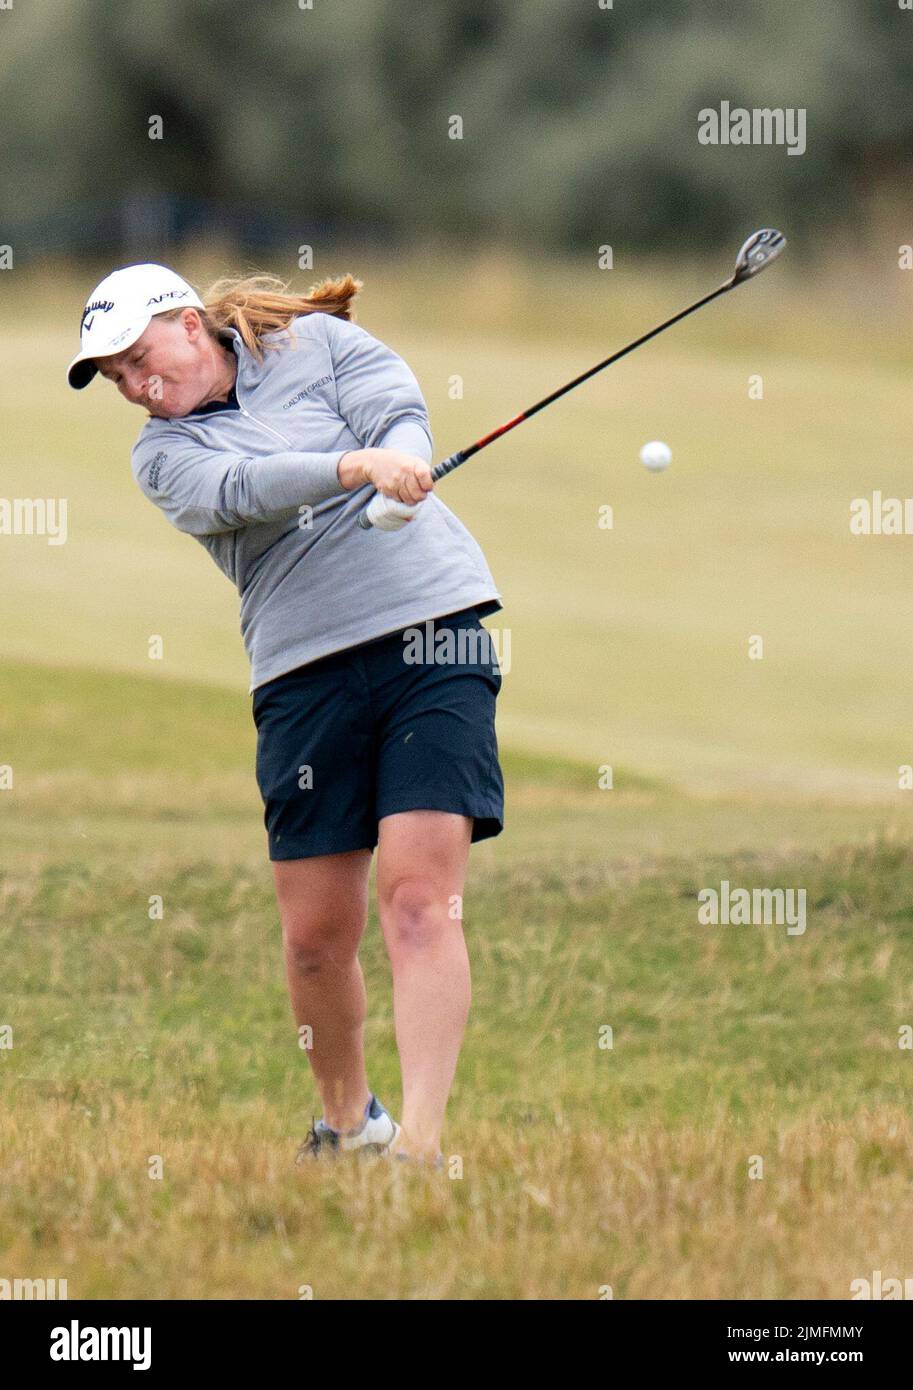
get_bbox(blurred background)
[3,0,913,1300]
[2,0,913,263]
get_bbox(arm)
[132,431,347,536]
[374,415,433,463]
[319,316,435,505]
[319,313,433,455]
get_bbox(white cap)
[67,263,205,389]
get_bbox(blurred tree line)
[1,0,910,262]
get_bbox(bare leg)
[273,848,374,1132]
[376,811,473,1160]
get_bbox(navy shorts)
[251,606,504,860]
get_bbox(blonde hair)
[168,272,363,358]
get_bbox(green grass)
[2,658,913,1298]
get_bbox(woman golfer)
[67,263,504,1168]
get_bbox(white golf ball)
[639,440,672,472]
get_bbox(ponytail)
[196,272,363,358]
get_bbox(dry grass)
[3,1097,911,1299]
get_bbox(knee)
[380,878,449,952]
[283,914,363,976]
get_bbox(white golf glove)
[363,493,422,531]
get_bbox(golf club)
[357,228,786,529]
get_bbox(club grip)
[430,450,467,482]
[356,450,467,530]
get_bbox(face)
[94,310,229,418]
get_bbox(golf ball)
[639,440,672,472]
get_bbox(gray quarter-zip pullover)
[131,312,502,691]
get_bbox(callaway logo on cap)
[67,264,205,389]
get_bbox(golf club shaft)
[432,279,732,481]
[356,271,737,527]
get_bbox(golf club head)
[732,228,786,284]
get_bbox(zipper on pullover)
[205,330,295,449]
[237,399,294,449]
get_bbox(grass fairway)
[2,659,913,1299]
[3,255,913,1298]
[4,251,913,794]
